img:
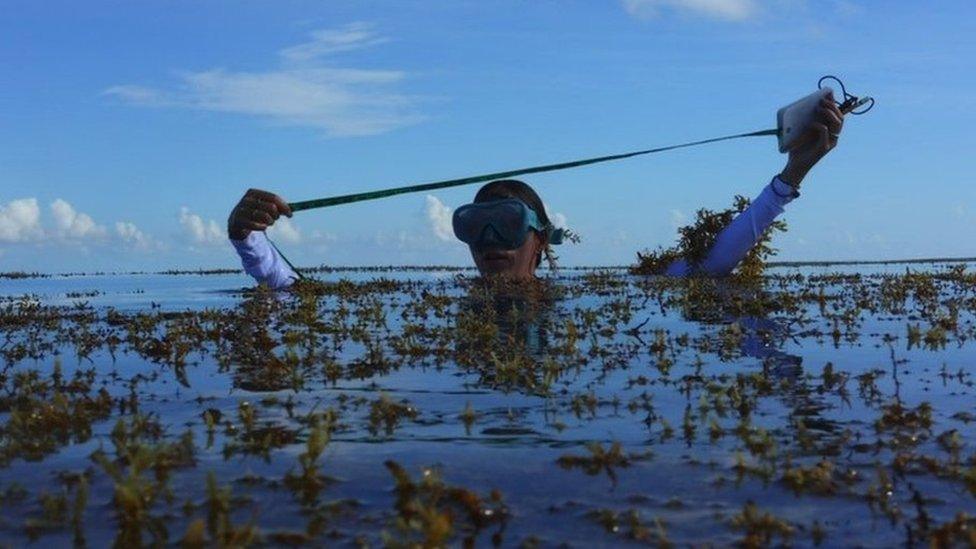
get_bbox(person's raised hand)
[780,91,846,188]
[227,188,293,241]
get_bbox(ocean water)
[1,263,974,546]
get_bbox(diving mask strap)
[548,227,566,245]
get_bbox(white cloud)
[834,227,890,252]
[104,23,423,136]
[550,211,569,230]
[425,195,454,242]
[179,207,224,246]
[542,201,570,231]
[622,0,758,21]
[267,217,302,244]
[611,229,630,247]
[669,208,688,230]
[279,22,389,62]
[102,85,167,106]
[0,198,43,243]
[115,221,154,250]
[308,229,338,254]
[50,199,107,240]
[310,229,338,242]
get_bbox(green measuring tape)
[288,128,778,213]
[288,75,875,213]
[273,128,780,277]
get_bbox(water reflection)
[452,279,559,393]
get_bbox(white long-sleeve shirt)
[230,175,798,289]
[230,231,300,289]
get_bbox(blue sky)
[1,0,973,272]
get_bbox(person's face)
[470,230,544,279]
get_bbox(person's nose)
[475,225,506,249]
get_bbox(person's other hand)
[780,92,845,188]
[227,188,293,241]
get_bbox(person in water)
[228,94,845,288]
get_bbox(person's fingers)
[825,98,845,123]
[818,104,843,135]
[242,196,281,220]
[270,194,293,218]
[822,97,845,129]
[243,220,269,232]
[247,189,292,217]
[256,210,275,225]
[244,204,274,225]
[234,200,276,226]
[811,122,831,152]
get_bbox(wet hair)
[473,179,554,270]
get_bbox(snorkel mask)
[452,198,565,250]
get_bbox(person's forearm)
[230,231,298,289]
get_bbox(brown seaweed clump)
[384,460,509,547]
[0,363,113,466]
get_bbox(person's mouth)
[479,249,513,270]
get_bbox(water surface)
[1,264,975,546]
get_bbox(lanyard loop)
[819,75,874,115]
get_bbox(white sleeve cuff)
[769,176,800,205]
